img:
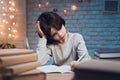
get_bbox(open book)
[36,65,72,73]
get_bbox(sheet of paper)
[36,65,72,73]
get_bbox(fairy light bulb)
[9,1,12,4]
[12,22,16,25]
[2,13,6,16]
[0,1,3,4]
[45,1,50,7]
[38,3,42,9]
[2,19,6,23]
[2,19,8,24]
[8,28,11,31]
[13,29,17,33]
[71,5,77,11]
[9,7,15,12]
[8,34,12,37]
[9,15,15,19]
[63,10,69,15]
[0,32,3,35]
[2,6,5,9]
[11,2,15,6]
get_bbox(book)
[13,69,46,80]
[73,59,120,80]
[0,59,2,69]
[37,65,72,73]
[6,61,41,75]
[0,49,33,57]
[94,49,120,58]
[0,68,13,80]
[0,53,38,67]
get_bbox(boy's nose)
[58,31,62,36]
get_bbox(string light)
[8,34,12,37]
[71,5,77,11]
[12,22,16,25]
[0,32,3,35]
[37,1,78,16]
[45,1,50,7]
[2,13,6,16]
[2,6,5,9]
[38,3,42,9]
[9,15,15,19]
[0,1,3,4]
[63,9,69,15]
[0,0,17,41]
[8,28,11,31]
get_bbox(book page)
[36,65,72,73]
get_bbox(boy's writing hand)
[70,61,79,69]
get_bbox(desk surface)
[47,72,74,80]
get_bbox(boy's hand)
[70,61,79,69]
[36,21,46,38]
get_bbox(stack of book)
[94,49,120,59]
[0,49,46,80]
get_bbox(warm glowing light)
[12,22,16,25]
[2,19,8,24]
[45,1,50,7]
[8,34,12,37]
[0,1,3,4]
[63,10,69,15]
[2,6,5,9]
[38,3,42,9]
[9,1,15,6]
[2,19,6,23]
[9,1,12,4]
[9,15,15,19]
[0,0,17,40]
[13,29,17,33]
[71,5,77,11]
[9,7,15,12]
[2,13,6,16]
[0,32,3,35]
[8,28,11,30]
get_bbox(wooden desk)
[47,72,74,80]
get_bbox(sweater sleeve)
[75,34,91,62]
[36,38,51,65]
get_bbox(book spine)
[6,61,41,75]
[0,49,33,57]
[13,73,46,80]
[0,53,38,67]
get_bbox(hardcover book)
[73,59,120,80]
[13,69,46,80]
[6,61,41,75]
[94,49,120,58]
[0,53,38,67]
[0,49,45,80]
[0,49,33,57]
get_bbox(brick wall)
[26,0,120,57]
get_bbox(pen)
[77,53,86,62]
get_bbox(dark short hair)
[37,11,65,44]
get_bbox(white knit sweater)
[36,32,91,65]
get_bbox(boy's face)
[51,25,68,44]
